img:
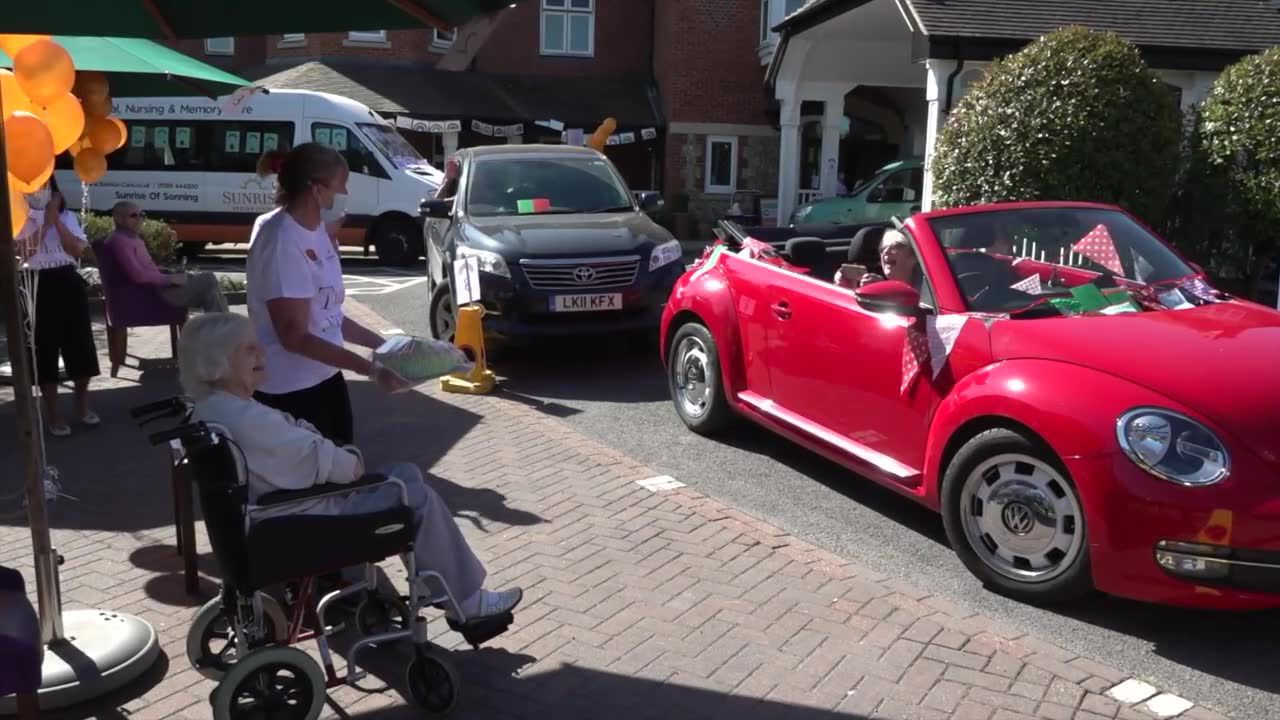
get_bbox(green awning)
[1,36,250,97]
[0,1,522,38]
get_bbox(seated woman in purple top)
[105,201,228,314]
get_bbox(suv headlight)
[456,244,510,278]
[1117,408,1229,486]
[650,239,682,271]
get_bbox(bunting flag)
[927,315,970,378]
[517,198,551,214]
[901,320,931,396]
[1010,274,1042,294]
[1071,224,1125,275]
[1181,276,1219,303]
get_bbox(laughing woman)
[17,177,100,437]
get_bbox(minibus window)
[312,122,390,180]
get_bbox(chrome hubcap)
[673,337,711,418]
[959,453,1084,583]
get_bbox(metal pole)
[0,92,65,643]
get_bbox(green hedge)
[1189,46,1280,296]
[932,27,1182,226]
[81,213,178,267]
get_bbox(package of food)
[372,335,473,381]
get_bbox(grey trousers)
[161,271,228,313]
[334,462,487,604]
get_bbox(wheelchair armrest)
[252,473,403,511]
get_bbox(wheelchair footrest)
[446,613,514,648]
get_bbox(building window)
[433,28,456,47]
[348,30,388,43]
[279,33,306,44]
[541,0,593,57]
[204,37,234,55]
[705,136,738,194]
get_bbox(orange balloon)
[14,39,76,108]
[8,180,29,237]
[82,93,112,119]
[67,136,86,156]
[33,92,85,153]
[0,34,50,60]
[72,70,110,103]
[85,115,125,153]
[106,117,127,152]
[74,147,107,184]
[0,69,35,117]
[4,111,54,191]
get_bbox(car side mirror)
[855,279,921,315]
[639,192,664,213]
[420,198,453,219]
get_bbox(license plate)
[549,293,623,312]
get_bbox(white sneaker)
[452,587,523,622]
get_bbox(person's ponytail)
[257,150,287,178]
[257,144,346,207]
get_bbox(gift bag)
[372,335,474,382]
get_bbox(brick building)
[175,0,792,237]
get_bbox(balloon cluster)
[2,34,129,235]
[586,117,616,153]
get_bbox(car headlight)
[1117,408,1229,486]
[456,244,510,278]
[650,239,682,271]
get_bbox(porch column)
[443,131,459,157]
[776,93,803,226]
[818,90,845,199]
[921,58,956,212]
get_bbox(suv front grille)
[519,256,641,290]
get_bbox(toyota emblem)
[573,266,597,284]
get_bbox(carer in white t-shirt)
[246,144,409,445]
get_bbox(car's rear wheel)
[668,322,732,435]
[429,282,456,343]
[941,428,1093,603]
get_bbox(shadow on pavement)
[39,652,173,720]
[325,639,867,720]
[491,334,668,406]
[0,372,544,536]
[1058,594,1280,696]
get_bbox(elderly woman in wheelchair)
[169,312,521,718]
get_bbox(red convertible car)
[661,201,1280,610]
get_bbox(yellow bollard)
[440,303,496,394]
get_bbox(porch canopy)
[767,0,1280,224]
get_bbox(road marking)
[1106,680,1158,704]
[344,275,430,296]
[636,476,686,492]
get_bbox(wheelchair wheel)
[210,646,326,720]
[406,650,459,715]
[355,592,412,638]
[188,594,288,680]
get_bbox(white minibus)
[55,89,442,265]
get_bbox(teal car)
[790,159,924,226]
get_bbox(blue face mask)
[321,192,349,225]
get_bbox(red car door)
[714,251,785,396]
[759,269,940,486]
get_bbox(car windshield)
[465,156,634,216]
[357,123,432,171]
[927,207,1198,316]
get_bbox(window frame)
[311,121,391,180]
[540,0,595,57]
[279,33,306,44]
[432,27,456,47]
[704,135,739,195]
[204,37,235,56]
[347,30,388,44]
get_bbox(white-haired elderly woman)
[837,229,922,289]
[178,312,522,623]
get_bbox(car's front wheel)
[428,282,456,343]
[668,322,732,435]
[941,428,1093,604]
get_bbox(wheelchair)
[132,397,514,719]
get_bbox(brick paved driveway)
[0,301,1228,720]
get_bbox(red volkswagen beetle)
[661,201,1280,610]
